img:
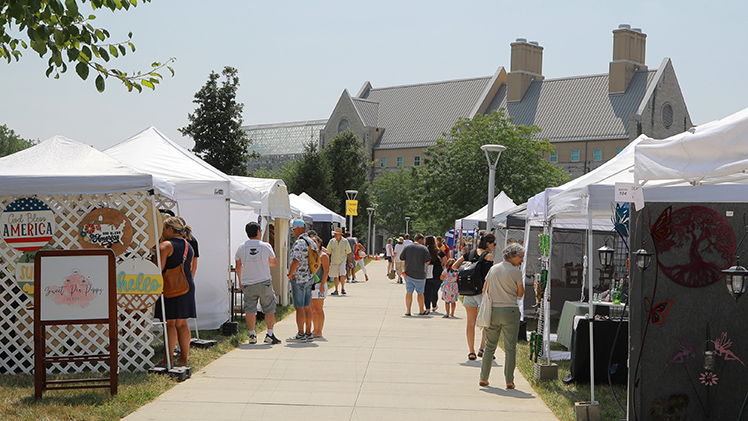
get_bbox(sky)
[2,0,747,152]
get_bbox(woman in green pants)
[479,243,525,389]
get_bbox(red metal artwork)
[652,206,735,287]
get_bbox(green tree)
[0,124,35,157]
[276,141,336,206]
[414,109,569,234]
[371,167,419,236]
[180,66,255,176]
[320,131,373,241]
[0,0,174,92]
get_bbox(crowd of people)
[161,214,524,390]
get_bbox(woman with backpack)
[451,233,496,361]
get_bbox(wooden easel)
[34,249,117,399]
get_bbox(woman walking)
[310,235,330,338]
[451,233,496,361]
[385,238,394,276]
[479,243,525,389]
[424,235,445,314]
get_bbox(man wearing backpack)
[287,219,319,343]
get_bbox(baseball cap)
[291,219,306,229]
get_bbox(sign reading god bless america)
[0,197,55,252]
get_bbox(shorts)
[395,261,405,273]
[462,294,482,307]
[385,256,392,262]
[329,261,347,278]
[291,281,313,308]
[311,279,328,299]
[242,280,276,314]
[405,276,426,294]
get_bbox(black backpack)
[457,250,489,296]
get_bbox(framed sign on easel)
[34,249,117,399]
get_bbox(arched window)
[338,118,350,134]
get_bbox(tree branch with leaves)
[0,0,174,92]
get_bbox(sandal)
[468,352,477,361]
[477,349,484,357]
[419,311,429,315]
[405,313,411,316]
[506,383,515,389]
[479,380,489,387]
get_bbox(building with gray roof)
[320,24,691,179]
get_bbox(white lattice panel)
[0,192,175,374]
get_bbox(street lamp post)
[481,144,507,234]
[345,190,358,237]
[405,216,410,236]
[367,207,375,253]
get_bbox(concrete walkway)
[124,259,557,420]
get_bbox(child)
[440,258,459,318]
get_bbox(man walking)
[327,227,351,295]
[287,219,318,342]
[235,222,281,345]
[393,237,406,283]
[399,233,432,316]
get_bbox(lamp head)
[634,248,653,271]
[597,243,615,268]
[723,264,748,301]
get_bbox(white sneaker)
[286,332,307,343]
[249,334,257,344]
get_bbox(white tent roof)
[104,126,260,205]
[635,106,748,186]
[289,193,345,226]
[454,192,516,228]
[0,136,175,197]
[229,176,293,219]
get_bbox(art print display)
[38,254,111,321]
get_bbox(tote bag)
[476,286,492,328]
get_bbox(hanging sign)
[16,259,35,296]
[78,208,133,256]
[0,197,55,252]
[346,200,358,216]
[116,258,162,310]
[615,182,645,210]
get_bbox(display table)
[566,318,628,384]
[557,301,628,349]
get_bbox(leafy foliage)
[0,0,175,92]
[180,66,256,176]
[0,124,35,157]
[377,109,569,235]
[371,167,419,236]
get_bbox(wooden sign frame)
[34,249,117,399]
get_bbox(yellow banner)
[346,200,358,216]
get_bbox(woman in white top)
[478,243,525,389]
[385,238,394,276]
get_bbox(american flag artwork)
[0,197,55,251]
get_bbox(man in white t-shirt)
[235,222,281,345]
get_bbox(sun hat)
[291,219,306,229]
[333,227,343,235]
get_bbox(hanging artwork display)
[78,208,133,256]
[115,258,163,310]
[0,197,55,252]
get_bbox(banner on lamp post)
[346,200,358,216]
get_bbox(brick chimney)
[609,24,647,93]
[507,38,544,102]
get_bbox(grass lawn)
[0,304,294,421]
[512,324,628,421]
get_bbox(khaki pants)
[479,306,520,384]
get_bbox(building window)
[397,157,403,167]
[338,118,350,134]
[616,147,624,155]
[414,156,421,166]
[593,149,602,161]
[380,157,386,168]
[550,151,557,163]
[662,103,674,128]
[571,150,580,162]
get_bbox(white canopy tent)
[288,193,346,226]
[104,126,263,329]
[454,191,516,231]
